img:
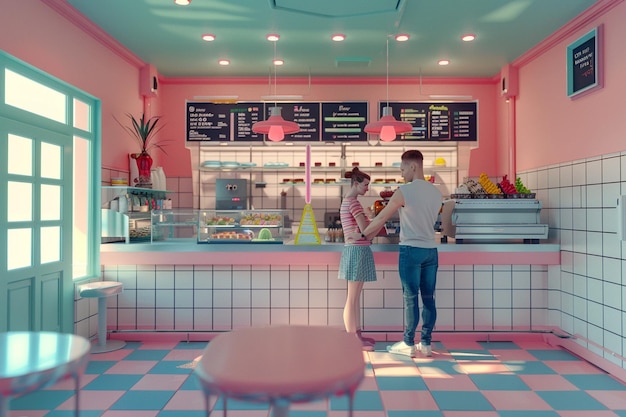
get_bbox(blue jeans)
[398,246,438,346]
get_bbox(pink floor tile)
[290,399,328,411]
[380,390,438,410]
[556,411,622,417]
[422,374,479,391]
[328,411,386,417]
[131,374,188,390]
[519,374,579,390]
[100,410,159,417]
[137,341,180,350]
[481,390,552,410]
[587,390,626,410]
[88,349,132,361]
[163,390,209,410]
[371,363,421,377]
[56,390,125,410]
[544,360,606,374]
[207,411,270,417]
[105,360,158,374]
[357,375,379,391]
[441,411,500,417]
[44,373,97,390]
[8,411,46,417]
[456,361,512,375]
[489,349,540,361]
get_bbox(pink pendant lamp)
[364,37,412,142]
[252,35,300,142]
[252,106,300,141]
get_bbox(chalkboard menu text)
[381,102,478,141]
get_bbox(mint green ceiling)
[66,0,599,78]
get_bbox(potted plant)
[116,113,168,187]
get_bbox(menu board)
[321,102,368,142]
[187,101,369,142]
[271,102,320,141]
[186,101,264,142]
[381,102,478,141]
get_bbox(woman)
[338,167,377,350]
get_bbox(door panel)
[0,116,73,332]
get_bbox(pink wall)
[514,0,626,172]
[160,78,499,177]
[0,1,150,173]
[1,1,515,179]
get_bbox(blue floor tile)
[180,374,202,390]
[330,390,384,411]
[111,390,175,410]
[158,411,207,417]
[85,360,117,374]
[470,374,531,390]
[536,390,609,410]
[175,341,208,350]
[564,374,626,390]
[478,341,522,350]
[504,360,557,374]
[149,360,195,374]
[213,397,270,410]
[431,391,494,411]
[10,390,74,410]
[376,376,428,391]
[46,411,104,417]
[124,349,171,361]
[83,374,143,390]
[527,349,580,361]
[287,412,328,417]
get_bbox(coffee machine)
[215,178,248,210]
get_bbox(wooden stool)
[78,281,126,353]
[195,325,365,417]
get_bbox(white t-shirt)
[397,180,442,248]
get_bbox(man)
[356,150,442,357]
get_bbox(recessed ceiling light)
[266,34,280,42]
[331,34,345,42]
[273,59,284,66]
[438,59,450,66]
[395,34,410,42]
[173,0,191,5]
[462,34,476,42]
[218,59,230,66]
[201,34,215,42]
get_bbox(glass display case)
[151,210,198,242]
[198,210,286,244]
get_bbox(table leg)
[74,374,81,417]
[348,389,356,417]
[0,395,8,417]
[271,399,289,417]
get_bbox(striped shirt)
[340,197,371,246]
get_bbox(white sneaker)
[417,342,432,357]
[386,341,416,358]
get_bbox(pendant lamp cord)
[386,37,389,107]
[273,41,278,107]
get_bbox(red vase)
[134,151,153,187]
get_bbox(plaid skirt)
[338,245,377,282]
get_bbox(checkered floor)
[8,337,626,416]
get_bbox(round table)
[0,332,91,417]
[194,325,365,417]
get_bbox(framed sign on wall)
[567,25,603,98]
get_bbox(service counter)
[97,241,560,337]
[101,241,560,266]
